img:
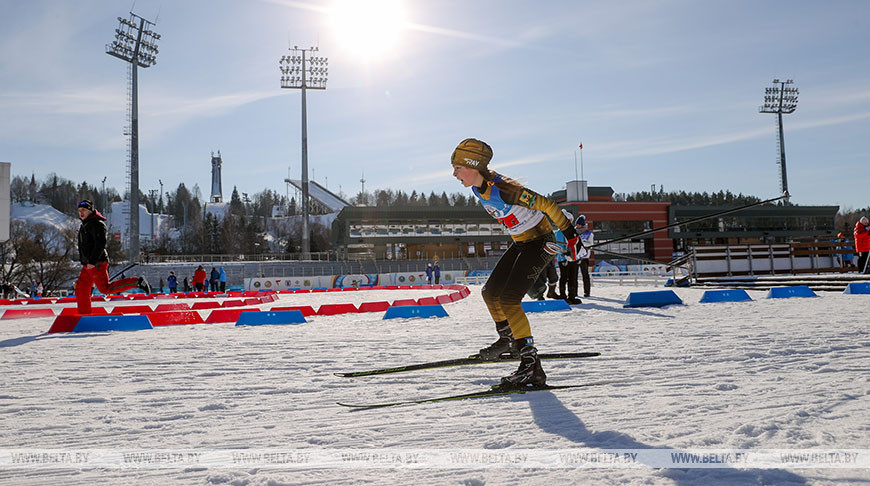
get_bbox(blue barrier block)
[236,310,306,326]
[699,289,753,303]
[624,290,684,308]
[766,285,817,299]
[73,315,153,332]
[521,300,573,312]
[383,304,449,320]
[844,282,870,294]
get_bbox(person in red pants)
[75,200,139,314]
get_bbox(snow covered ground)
[1,285,868,485]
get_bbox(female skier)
[451,138,583,388]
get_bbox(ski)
[334,352,600,378]
[337,381,614,409]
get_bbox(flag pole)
[573,151,579,181]
[579,143,584,180]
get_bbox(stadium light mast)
[280,46,328,259]
[759,78,798,198]
[106,12,160,262]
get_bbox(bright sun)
[329,0,406,60]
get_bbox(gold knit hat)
[451,138,493,170]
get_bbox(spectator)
[855,216,870,274]
[193,265,207,292]
[433,263,441,285]
[36,282,44,297]
[555,210,580,304]
[183,277,190,292]
[575,214,594,298]
[167,271,178,293]
[30,281,37,298]
[219,267,227,292]
[837,232,855,269]
[425,263,433,285]
[158,277,164,294]
[210,267,219,292]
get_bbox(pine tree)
[229,186,244,216]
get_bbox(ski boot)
[500,338,546,389]
[565,295,582,305]
[478,320,518,361]
[546,283,559,299]
[138,277,152,294]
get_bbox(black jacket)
[78,211,109,265]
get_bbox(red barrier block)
[418,285,434,290]
[188,292,207,298]
[0,299,11,305]
[26,298,57,305]
[242,290,260,297]
[311,289,327,293]
[327,288,342,292]
[108,295,131,301]
[391,299,418,307]
[154,303,191,312]
[417,297,438,306]
[398,285,413,289]
[90,296,106,302]
[131,294,153,300]
[10,299,29,305]
[153,294,175,299]
[60,307,108,316]
[385,285,399,290]
[448,292,462,302]
[243,298,263,306]
[206,292,222,297]
[294,289,311,294]
[110,305,154,315]
[169,292,187,298]
[459,287,471,298]
[271,305,316,317]
[192,301,221,310]
[205,308,257,323]
[370,286,386,290]
[358,301,390,313]
[317,303,359,315]
[278,290,295,294]
[47,315,82,333]
[147,311,205,326]
[2,308,55,319]
[341,287,359,291]
[227,291,243,296]
[436,295,453,305]
[222,299,247,308]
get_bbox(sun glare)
[330,0,406,61]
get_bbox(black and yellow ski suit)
[472,173,574,340]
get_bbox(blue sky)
[2,0,869,210]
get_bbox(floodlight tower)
[279,46,328,259]
[106,12,160,262]
[759,78,798,197]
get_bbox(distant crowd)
[161,266,227,293]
